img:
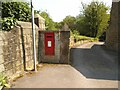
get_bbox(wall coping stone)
[112,0,120,2]
[17,21,39,29]
[35,14,45,21]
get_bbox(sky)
[32,0,112,22]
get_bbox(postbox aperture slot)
[47,36,52,38]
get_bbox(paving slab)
[12,64,118,88]
[12,42,118,88]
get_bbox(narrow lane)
[12,42,118,88]
[71,42,118,80]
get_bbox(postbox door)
[45,32,55,55]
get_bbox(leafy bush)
[1,2,31,31]
[73,30,79,36]
[1,17,16,31]
[74,35,98,42]
[0,73,10,88]
[2,2,31,22]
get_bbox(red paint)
[45,32,55,55]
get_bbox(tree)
[40,11,57,30]
[54,22,64,30]
[63,15,76,31]
[2,2,31,21]
[77,1,110,37]
[1,2,31,31]
[76,15,86,35]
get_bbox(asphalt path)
[12,42,118,88]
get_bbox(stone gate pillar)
[105,0,120,51]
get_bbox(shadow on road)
[70,44,118,80]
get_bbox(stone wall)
[38,30,70,64]
[0,27,24,77]
[0,21,39,79]
[105,1,120,52]
[60,31,70,64]
[38,31,60,63]
[35,14,45,30]
[69,36,74,48]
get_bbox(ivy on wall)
[1,17,16,31]
[1,2,31,31]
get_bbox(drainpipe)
[31,0,37,71]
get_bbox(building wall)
[105,1,120,51]
[0,28,24,77]
[0,21,39,79]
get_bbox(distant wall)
[105,1,120,52]
[0,21,39,80]
[69,36,74,48]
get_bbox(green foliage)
[2,2,31,21]
[34,10,41,15]
[55,22,64,30]
[0,73,10,88]
[54,22,62,30]
[71,29,98,42]
[40,11,57,30]
[1,17,16,31]
[76,1,110,38]
[76,15,87,36]
[70,31,74,36]
[62,15,76,31]
[73,30,79,36]
[1,0,27,2]
[1,2,31,31]
[74,35,98,42]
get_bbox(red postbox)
[45,32,55,55]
